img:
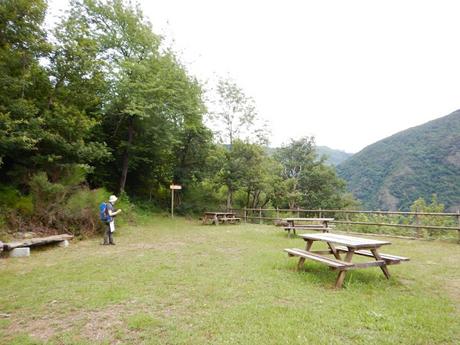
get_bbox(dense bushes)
[0,166,130,238]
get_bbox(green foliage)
[316,146,353,166]
[0,0,362,232]
[273,137,354,209]
[337,110,460,211]
[210,77,269,146]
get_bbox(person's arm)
[108,209,122,216]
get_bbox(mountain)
[317,146,353,166]
[337,110,460,211]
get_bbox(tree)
[208,78,270,208]
[62,0,210,197]
[210,78,269,147]
[274,137,351,209]
[0,0,50,173]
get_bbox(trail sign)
[170,185,182,217]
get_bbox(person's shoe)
[109,242,116,245]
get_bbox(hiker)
[101,195,122,245]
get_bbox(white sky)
[47,0,460,153]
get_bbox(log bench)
[2,234,74,257]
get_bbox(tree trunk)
[119,116,134,193]
[226,189,233,210]
[245,189,251,208]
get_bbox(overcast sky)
[48,0,460,153]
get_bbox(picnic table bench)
[284,233,409,288]
[202,212,241,225]
[282,218,334,237]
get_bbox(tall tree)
[209,78,269,208]
[210,78,269,147]
[274,137,350,209]
[61,0,210,196]
[0,0,50,175]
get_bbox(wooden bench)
[282,218,334,237]
[285,248,354,270]
[202,212,241,225]
[221,217,241,224]
[334,246,410,265]
[284,226,332,237]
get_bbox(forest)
[0,0,356,237]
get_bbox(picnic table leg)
[287,221,294,238]
[327,243,342,260]
[371,249,391,279]
[297,240,314,271]
[335,249,354,288]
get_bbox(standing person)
[101,195,122,245]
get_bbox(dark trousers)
[103,222,114,244]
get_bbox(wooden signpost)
[170,184,182,218]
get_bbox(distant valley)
[316,146,353,166]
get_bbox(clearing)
[0,217,459,345]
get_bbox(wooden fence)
[230,207,460,243]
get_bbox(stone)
[9,247,30,258]
[58,240,69,248]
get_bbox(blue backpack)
[99,202,110,222]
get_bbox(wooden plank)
[335,246,410,263]
[284,226,332,231]
[352,260,386,269]
[283,218,334,222]
[0,241,3,253]
[4,235,74,250]
[284,248,353,269]
[298,233,391,249]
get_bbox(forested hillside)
[337,110,460,211]
[316,146,353,166]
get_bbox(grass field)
[1,217,459,344]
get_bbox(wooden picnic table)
[202,212,241,225]
[284,233,409,288]
[282,217,334,237]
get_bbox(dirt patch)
[443,278,460,312]
[6,302,140,344]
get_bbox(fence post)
[244,207,247,223]
[297,207,300,218]
[346,212,350,233]
[319,208,322,218]
[457,209,460,244]
[415,207,422,238]
[259,208,262,224]
[276,207,280,221]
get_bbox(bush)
[0,165,137,238]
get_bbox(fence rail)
[230,207,460,243]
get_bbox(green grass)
[1,217,459,344]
